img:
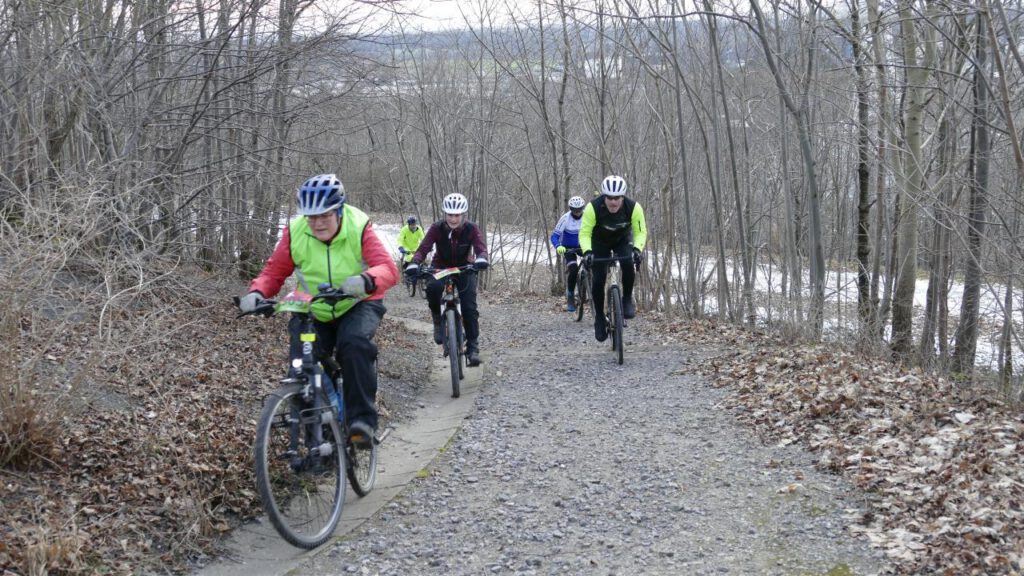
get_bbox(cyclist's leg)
[591,244,612,317]
[611,238,636,318]
[566,255,580,294]
[613,238,635,299]
[425,277,444,343]
[331,301,385,432]
[456,273,481,364]
[590,244,612,340]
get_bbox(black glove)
[582,251,593,268]
[405,262,420,276]
[632,248,643,270]
[473,257,489,271]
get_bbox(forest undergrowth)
[2,258,1021,573]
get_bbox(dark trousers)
[288,300,386,429]
[426,272,479,343]
[565,254,579,293]
[591,237,635,324]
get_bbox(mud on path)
[303,291,888,576]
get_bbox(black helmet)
[407,216,417,225]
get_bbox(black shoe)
[466,342,481,366]
[594,318,608,342]
[623,297,636,319]
[348,420,375,449]
[432,314,443,345]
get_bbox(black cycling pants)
[288,300,386,429]
[591,237,635,323]
[426,272,479,343]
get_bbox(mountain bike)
[419,264,478,398]
[399,252,431,299]
[586,255,633,365]
[564,248,588,322]
[234,287,379,549]
[397,251,419,297]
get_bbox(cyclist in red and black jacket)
[404,193,489,366]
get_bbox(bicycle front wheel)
[408,276,417,297]
[445,309,460,398]
[609,285,624,365]
[254,384,346,549]
[574,271,588,322]
[456,315,465,380]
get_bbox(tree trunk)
[952,10,991,376]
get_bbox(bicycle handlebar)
[233,287,357,318]
[411,264,480,278]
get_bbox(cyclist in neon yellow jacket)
[579,175,647,342]
[397,216,425,264]
[237,173,398,446]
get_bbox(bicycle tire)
[407,276,417,297]
[254,384,346,549]
[456,315,465,380]
[446,309,460,398]
[346,360,378,496]
[346,437,378,496]
[574,270,588,322]
[609,285,624,365]
[420,277,429,299]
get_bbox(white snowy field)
[370,215,1022,374]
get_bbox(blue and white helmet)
[601,175,627,197]
[568,196,586,209]
[297,173,344,216]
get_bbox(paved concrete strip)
[196,324,482,576]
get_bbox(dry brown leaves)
[668,319,1024,575]
[3,294,326,574]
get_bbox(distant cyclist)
[580,175,647,342]
[397,215,424,265]
[404,193,489,366]
[551,196,586,312]
[237,173,398,445]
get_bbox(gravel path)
[307,289,888,576]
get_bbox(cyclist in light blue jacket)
[550,196,587,312]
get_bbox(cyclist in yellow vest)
[580,175,647,342]
[397,216,425,264]
[237,173,398,446]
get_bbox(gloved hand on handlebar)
[556,246,566,255]
[399,246,407,255]
[632,248,643,270]
[582,251,593,268]
[473,257,489,271]
[238,291,265,313]
[405,262,420,276]
[341,274,375,298]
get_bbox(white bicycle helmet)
[442,193,469,215]
[601,175,627,197]
[568,196,586,209]
[297,173,345,215]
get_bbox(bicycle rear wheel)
[445,309,460,398]
[609,285,624,365]
[346,438,378,496]
[407,276,417,297]
[254,384,346,549]
[347,360,378,496]
[574,270,588,322]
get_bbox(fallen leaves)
[686,332,1024,575]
